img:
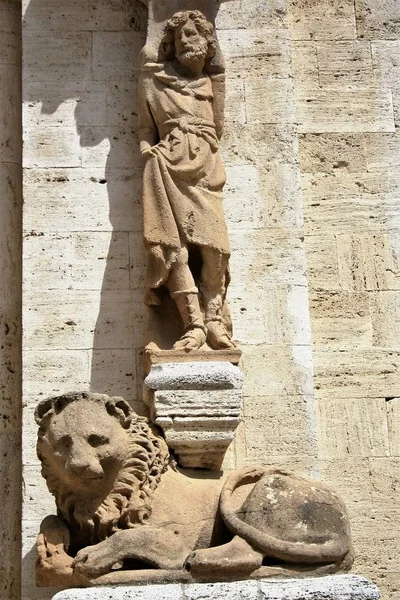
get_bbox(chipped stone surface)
[50,576,380,599]
[145,362,244,391]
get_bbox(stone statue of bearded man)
[138,10,235,352]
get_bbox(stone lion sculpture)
[35,392,354,587]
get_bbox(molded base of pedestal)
[52,575,380,600]
[144,361,244,468]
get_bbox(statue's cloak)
[139,62,230,294]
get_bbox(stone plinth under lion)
[35,392,353,588]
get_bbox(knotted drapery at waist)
[160,116,219,152]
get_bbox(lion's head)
[35,392,170,545]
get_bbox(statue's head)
[160,10,217,67]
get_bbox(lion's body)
[35,393,353,587]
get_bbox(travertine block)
[23,82,107,129]
[313,349,400,400]
[302,173,399,235]
[70,231,130,290]
[309,292,372,346]
[291,41,319,89]
[243,394,317,458]
[80,126,139,168]
[0,308,21,433]
[387,398,400,456]
[22,0,127,32]
[317,397,390,458]
[228,287,267,345]
[23,168,142,232]
[261,165,304,229]
[241,345,313,397]
[0,66,21,163]
[364,131,400,172]
[296,87,395,134]
[224,164,264,230]
[225,0,288,29]
[392,87,400,126]
[92,31,144,80]
[106,81,138,127]
[316,458,372,511]
[23,232,73,290]
[224,78,246,124]
[336,232,400,291]
[128,231,146,291]
[23,31,91,82]
[23,349,90,397]
[245,77,295,124]
[0,164,22,304]
[356,0,400,39]
[218,29,291,78]
[317,41,374,88]
[262,285,312,345]
[370,291,400,347]
[369,457,400,506]
[222,123,297,167]
[299,133,368,173]
[24,126,81,168]
[24,290,146,350]
[229,230,307,289]
[371,41,400,89]
[304,235,341,291]
[90,349,138,405]
[22,466,56,522]
[0,434,21,572]
[288,0,357,40]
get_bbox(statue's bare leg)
[186,535,263,573]
[168,245,206,351]
[200,248,235,349]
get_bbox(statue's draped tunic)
[139,62,230,296]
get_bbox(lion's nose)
[67,453,103,479]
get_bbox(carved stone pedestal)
[51,576,381,600]
[144,360,244,469]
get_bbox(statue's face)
[43,400,130,491]
[174,20,208,67]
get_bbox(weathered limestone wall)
[289,1,400,598]
[21,0,317,598]
[18,0,400,599]
[0,1,22,599]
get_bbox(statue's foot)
[185,536,263,573]
[173,327,207,352]
[206,321,235,350]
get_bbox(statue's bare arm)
[138,74,159,154]
[210,73,225,140]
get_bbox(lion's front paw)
[36,532,84,587]
[73,539,118,578]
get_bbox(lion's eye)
[88,434,109,448]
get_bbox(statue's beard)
[176,41,208,68]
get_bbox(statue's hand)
[140,144,156,158]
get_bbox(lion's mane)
[35,392,170,545]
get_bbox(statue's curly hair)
[36,392,170,544]
[159,10,217,62]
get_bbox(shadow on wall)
[23,0,149,413]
